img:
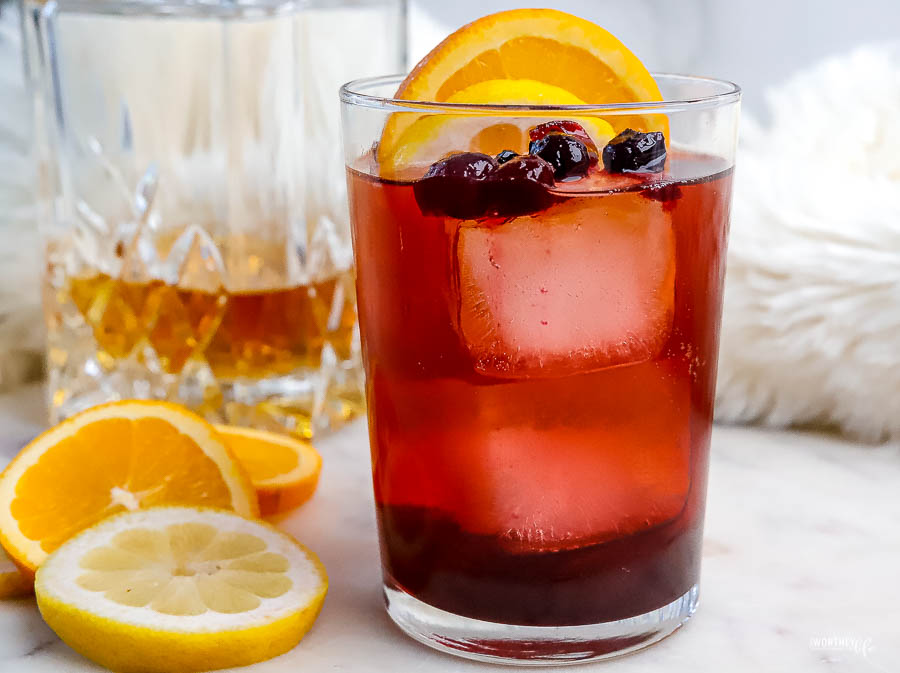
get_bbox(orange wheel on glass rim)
[378,8,667,172]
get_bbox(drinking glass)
[342,74,740,664]
[30,0,406,437]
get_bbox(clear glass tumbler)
[30,0,406,438]
[342,74,740,663]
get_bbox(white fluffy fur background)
[716,43,900,442]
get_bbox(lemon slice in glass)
[381,78,615,178]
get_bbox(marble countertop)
[0,384,896,673]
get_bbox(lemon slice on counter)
[35,506,327,673]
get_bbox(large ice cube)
[457,195,675,377]
[453,360,692,552]
[371,361,692,554]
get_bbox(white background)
[410,0,900,118]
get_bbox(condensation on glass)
[27,0,406,437]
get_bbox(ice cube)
[370,360,691,553]
[451,360,692,552]
[457,194,675,377]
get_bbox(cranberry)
[529,120,600,162]
[529,133,592,181]
[496,149,519,165]
[602,129,667,174]
[413,152,498,218]
[486,155,555,217]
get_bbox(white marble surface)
[0,384,896,673]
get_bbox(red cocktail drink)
[341,36,739,660]
[349,154,732,628]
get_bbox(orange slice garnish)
[0,401,258,576]
[216,425,322,518]
[379,8,666,172]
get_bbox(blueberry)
[413,152,498,218]
[486,155,556,217]
[602,129,667,174]
[529,133,592,181]
[496,149,519,165]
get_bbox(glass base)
[384,583,699,666]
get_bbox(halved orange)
[0,401,258,576]
[379,8,667,172]
[216,426,322,518]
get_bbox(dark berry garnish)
[496,149,519,165]
[529,133,592,181]
[413,152,498,219]
[529,120,599,162]
[602,129,666,174]
[425,151,497,181]
[485,155,555,217]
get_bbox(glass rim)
[340,73,741,114]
